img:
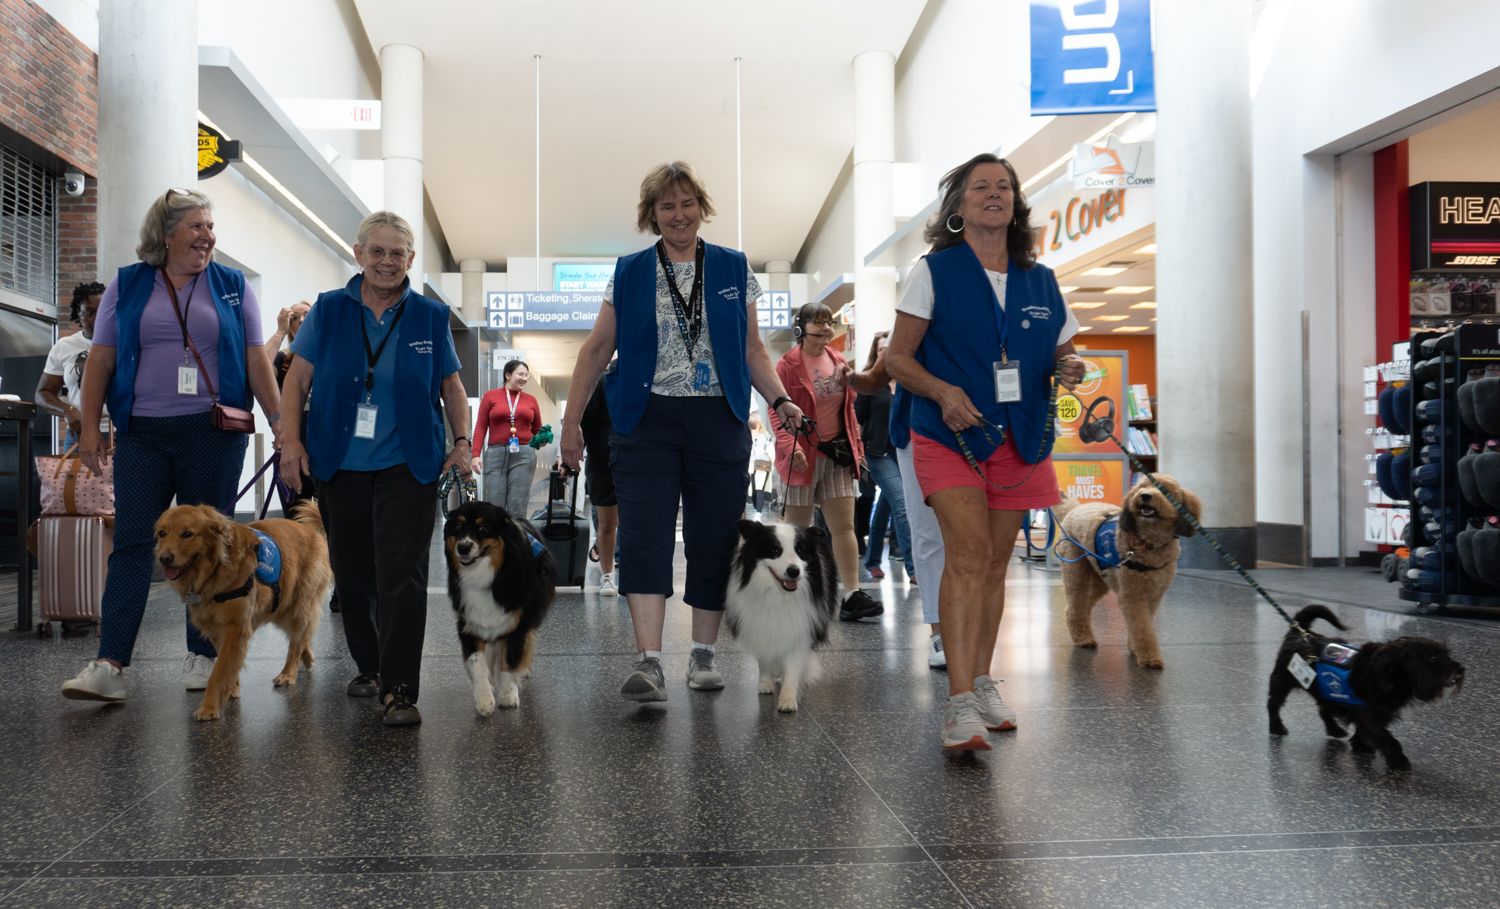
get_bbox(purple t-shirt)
[94,270,264,418]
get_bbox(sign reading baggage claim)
[486,292,602,330]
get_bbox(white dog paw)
[496,683,520,709]
[475,695,497,717]
[777,698,799,713]
[758,679,776,695]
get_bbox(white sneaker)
[599,572,618,597]
[928,634,946,669]
[941,691,991,750]
[61,660,126,702]
[973,675,1017,731]
[183,654,215,691]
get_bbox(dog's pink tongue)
[780,578,799,591]
[163,566,182,580]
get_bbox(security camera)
[62,172,86,197]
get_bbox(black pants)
[321,465,438,701]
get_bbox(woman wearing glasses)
[886,154,1085,750]
[773,304,887,623]
[60,188,283,704]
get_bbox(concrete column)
[765,259,792,292]
[96,0,198,276]
[1155,0,1255,568]
[380,44,424,281]
[459,258,487,323]
[853,50,896,344]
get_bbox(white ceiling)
[352,0,929,269]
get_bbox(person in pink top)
[774,303,888,622]
[471,360,543,517]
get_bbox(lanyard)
[359,298,408,404]
[987,267,1010,363]
[161,270,204,363]
[506,388,520,436]
[656,238,705,360]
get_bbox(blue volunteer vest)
[305,276,453,484]
[107,261,249,432]
[910,245,1067,463]
[605,242,751,435]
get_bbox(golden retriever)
[1054,475,1202,669]
[154,502,331,720]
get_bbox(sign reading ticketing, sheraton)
[485,292,602,330]
[1410,182,1500,271]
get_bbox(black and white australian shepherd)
[443,501,555,716]
[724,520,838,712]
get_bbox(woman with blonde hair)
[61,188,283,704]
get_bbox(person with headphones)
[886,153,1085,750]
[774,303,890,622]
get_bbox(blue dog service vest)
[1092,518,1123,570]
[251,529,282,585]
[1314,643,1364,706]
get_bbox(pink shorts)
[911,432,1062,510]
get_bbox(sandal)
[381,684,422,726]
[589,543,600,563]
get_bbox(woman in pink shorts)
[887,153,1085,751]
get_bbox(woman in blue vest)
[887,155,1086,750]
[61,189,284,704]
[278,211,472,727]
[560,161,804,703]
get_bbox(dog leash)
[437,465,479,518]
[952,361,1064,492]
[225,453,291,521]
[777,415,821,520]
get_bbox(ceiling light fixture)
[1058,286,1078,293]
[1135,243,1157,254]
[1130,301,1157,309]
[1020,112,1138,191]
[1112,326,1149,332]
[1077,325,1093,332]
[197,110,355,258]
[1092,315,1129,322]
[1105,286,1153,294]
[1069,301,1107,309]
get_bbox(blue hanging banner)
[1031,0,1156,116]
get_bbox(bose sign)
[1031,0,1156,116]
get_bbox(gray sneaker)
[620,656,668,702]
[973,675,1017,731]
[941,691,992,750]
[686,648,724,691]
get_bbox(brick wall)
[2,0,101,322]
[0,0,98,174]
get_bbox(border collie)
[443,501,555,716]
[724,520,838,712]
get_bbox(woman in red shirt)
[471,360,543,516]
[774,304,886,623]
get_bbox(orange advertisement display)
[1051,351,1127,455]
[1053,457,1129,506]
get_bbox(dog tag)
[177,366,198,396]
[994,360,1022,403]
[1288,653,1316,689]
[694,360,713,393]
[354,403,378,439]
[508,436,521,453]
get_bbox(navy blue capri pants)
[610,394,751,610]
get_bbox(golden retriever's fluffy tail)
[1052,496,1081,524]
[290,499,325,534]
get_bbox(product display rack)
[1397,325,1500,613]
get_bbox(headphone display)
[1078,395,1116,444]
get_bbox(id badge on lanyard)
[508,435,521,453]
[693,360,712,393]
[177,363,198,396]
[994,357,1022,403]
[354,403,378,439]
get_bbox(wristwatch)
[770,396,793,412]
[453,435,470,448]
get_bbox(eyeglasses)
[806,318,834,328]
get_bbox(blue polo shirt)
[292,282,461,473]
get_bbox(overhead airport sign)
[486,292,601,330]
[276,98,381,131]
[554,262,614,292]
[755,291,792,328]
[1031,0,1156,115]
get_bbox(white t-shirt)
[43,332,109,431]
[896,258,1079,345]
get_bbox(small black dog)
[443,501,555,716]
[1268,605,1465,770]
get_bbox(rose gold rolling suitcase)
[38,516,112,639]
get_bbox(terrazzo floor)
[3,518,1499,908]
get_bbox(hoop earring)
[946,214,965,233]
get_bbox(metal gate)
[0,145,57,308]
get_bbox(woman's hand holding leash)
[441,443,472,480]
[936,383,985,432]
[773,399,804,433]
[1056,354,1086,391]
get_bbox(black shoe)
[382,685,421,726]
[347,673,380,697]
[840,590,884,622]
[329,591,341,614]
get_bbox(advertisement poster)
[1052,351,1128,455]
[1053,457,1128,506]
